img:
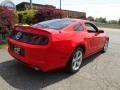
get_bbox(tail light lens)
[31,35,49,45]
[9,31,49,45]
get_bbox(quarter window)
[74,24,83,31]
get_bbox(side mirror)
[98,30,104,33]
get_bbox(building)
[16,2,56,11]
[63,10,86,19]
[16,2,86,19]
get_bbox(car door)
[85,22,100,54]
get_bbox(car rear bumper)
[8,38,70,72]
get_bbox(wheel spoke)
[76,54,82,60]
[72,61,77,69]
[76,58,82,66]
[76,51,80,57]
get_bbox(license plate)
[10,44,24,56]
[13,45,21,55]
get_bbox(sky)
[0,0,120,20]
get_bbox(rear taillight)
[9,31,49,45]
[31,35,49,45]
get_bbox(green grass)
[96,23,120,29]
[0,41,8,49]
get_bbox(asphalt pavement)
[0,28,120,90]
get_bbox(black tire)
[66,48,83,74]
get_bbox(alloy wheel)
[72,50,83,71]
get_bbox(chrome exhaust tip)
[34,67,39,70]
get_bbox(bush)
[17,10,35,25]
[34,7,63,23]
[0,6,17,33]
[0,24,2,30]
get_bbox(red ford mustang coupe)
[8,18,109,73]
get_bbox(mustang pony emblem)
[16,32,22,40]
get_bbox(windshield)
[32,19,76,30]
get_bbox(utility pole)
[30,0,32,9]
[60,0,61,10]
[60,0,62,18]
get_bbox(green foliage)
[0,40,7,49]
[95,17,107,23]
[118,19,120,24]
[17,10,35,25]
[108,20,118,24]
[87,16,94,21]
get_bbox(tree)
[87,16,94,21]
[95,17,107,23]
[108,20,117,24]
[118,19,120,24]
[34,7,63,23]
[0,6,16,40]
[0,6,16,33]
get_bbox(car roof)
[61,18,88,23]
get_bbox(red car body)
[8,19,109,72]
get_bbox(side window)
[73,24,83,31]
[85,23,98,32]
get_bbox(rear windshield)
[32,19,76,30]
